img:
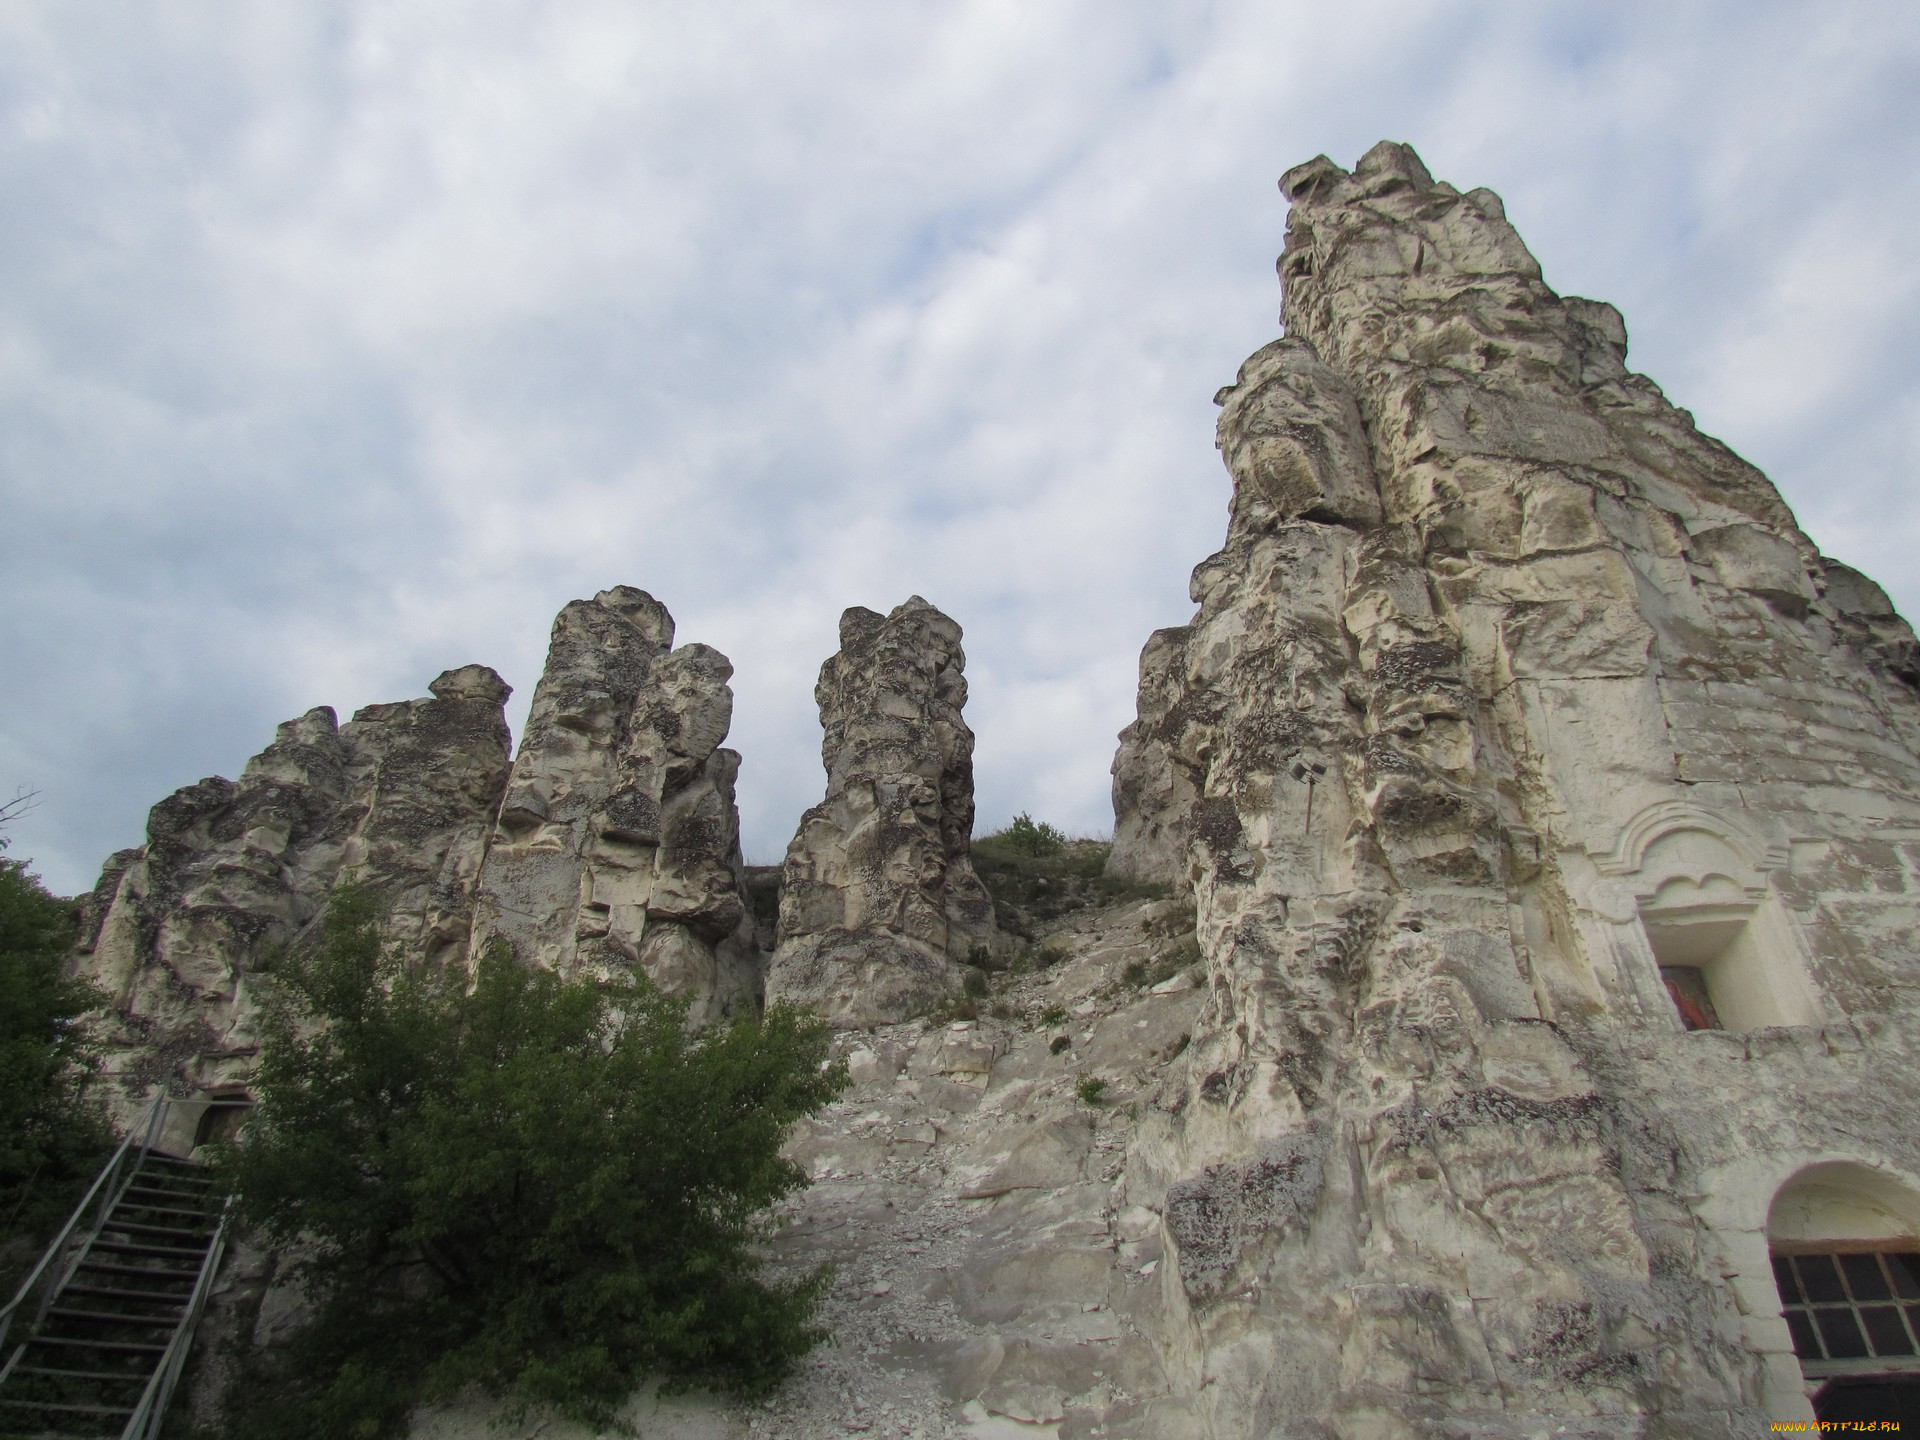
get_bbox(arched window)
[1592,804,1822,1033]
[1768,1163,1920,1425]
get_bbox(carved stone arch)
[1769,1159,1920,1246]
[1592,799,1787,880]
[1694,1151,1920,1424]
[1764,1160,1920,1420]
[1588,799,1821,1033]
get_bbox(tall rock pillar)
[469,586,759,1024]
[766,597,998,1027]
[1109,142,1920,1435]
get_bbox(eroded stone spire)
[766,597,998,1027]
[1105,141,1920,1433]
[71,665,515,1109]
[468,586,759,1024]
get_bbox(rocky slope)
[413,880,1211,1440]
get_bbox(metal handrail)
[0,1094,167,1360]
[121,1199,231,1440]
[0,1093,242,1435]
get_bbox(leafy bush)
[1074,1074,1107,1107]
[1038,1004,1069,1028]
[214,887,846,1437]
[989,814,1067,858]
[0,836,110,1253]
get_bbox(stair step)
[84,1241,206,1260]
[45,1306,179,1329]
[102,1219,211,1240]
[58,1284,191,1307]
[96,1230,211,1251]
[26,1336,166,1355]
[112,1197,211,1219]
[10,1365,150,1385]
[118,1196,211,1215]
[0,1397,137,1416]
[122,1181,212,1199]
[69,1260,197,1282]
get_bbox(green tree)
[216,888,847,1438]
[0,817,110,1247]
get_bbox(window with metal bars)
[1771,1250,1920,1375]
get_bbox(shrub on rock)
[216,886,846,1438]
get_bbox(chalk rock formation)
[71,665,513,1106]
[468,587,759,1024]
[767,598,997,1027]
[1104,141,1920,1434]
[73,587,764,1107]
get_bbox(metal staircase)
[0,1098,230,1439]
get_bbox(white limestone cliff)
[1098,140,1920,1436]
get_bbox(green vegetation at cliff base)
[212,887,847,1439]
[0,815,111,1283]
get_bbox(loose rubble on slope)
[415,864,1213,1440]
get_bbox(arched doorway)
[1768,1163,1920,1425]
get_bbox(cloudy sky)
[4,2,1918,897]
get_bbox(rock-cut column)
[766,597,998,1027]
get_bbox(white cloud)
[4,0,1920,892]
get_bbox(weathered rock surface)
[410,892,1211,1440]
[75,144,1920,1439]
[469,586,759,1023]
[767,598,998,1027]
[73,587,763,1108]
[71,665,514,1111]
[1099,140,1920,1434]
